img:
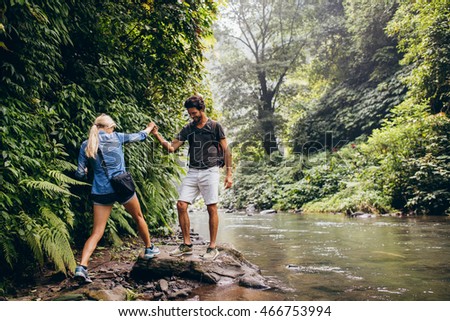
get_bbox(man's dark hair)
[184,95,205,111]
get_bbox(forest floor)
[5,233,285,301]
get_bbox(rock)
[168,289,191,300]
[86,285,127,301]
[158,279,169,293]
[260,209,277,215]
[246,204,256,215]
[130,243,271,291]
[346,210,376,218]
[238,273,270,289]
[51,293,87,301]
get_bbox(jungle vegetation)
[1,0,449,290]
[214,0,450,216]
[1,0,218,285]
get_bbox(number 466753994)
[259,305,332,317]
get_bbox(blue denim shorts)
[90,192,135,206]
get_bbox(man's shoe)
[74,265,92,284]
[169,243,193,257]
[202,247,219,260]
[144,244,161,259]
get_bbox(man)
[151,94,232,260]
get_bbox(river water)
[189,211,450,301]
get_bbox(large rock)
[131,243,271,290]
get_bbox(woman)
[74,114,159,283]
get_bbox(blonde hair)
[85,114,117,158]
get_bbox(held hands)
[147,121,159,135]
[145,121,159,135]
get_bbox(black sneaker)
[74,265,92,284]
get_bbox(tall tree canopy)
[212,0,311,154]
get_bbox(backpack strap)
[210,120,220,142]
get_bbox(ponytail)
[85,114,117,158]
[85,124,100,158]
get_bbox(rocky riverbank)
[5,232,285,301]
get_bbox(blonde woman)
[74,114,159,283]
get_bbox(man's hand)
[151,124,159,135]
[224,174,233,189]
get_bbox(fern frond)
[40,207,70,238]
[0,231,18,268]
[61,207,75,228]
[20,179,75,197]
[17,212,44,265]
[47,170,90,186]
[110,208,136,236]
[18,211,76,274]
[105,219,124,247]
[52,159,77,171]
[39,227,76,274]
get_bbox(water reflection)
[189,211,450,301]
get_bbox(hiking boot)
[169,243,193,257]
[202,247,219,260]
[74,265,92,284]
[144,244,161,259]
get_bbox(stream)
[189,211,450,301]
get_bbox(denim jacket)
[75,130,148,195]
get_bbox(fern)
[105,219,125,247]
[0,231,17,268]
[47,170,90,186]
[17,213,45,267]
[18,211,76,274]
[110,208,136,236]
[51,159,78,171]
[38,226,76,274]
[20,179,75,197]
[40,207,70,238]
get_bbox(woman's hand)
[144,121,156,134]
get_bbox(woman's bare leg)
[123,195,152,247]
[79,204,113,267]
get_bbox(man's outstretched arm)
[151,123,184,153]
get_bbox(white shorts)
[178,167,220,205]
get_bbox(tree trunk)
[258,99,278,155]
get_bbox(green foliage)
[222,151,347,211]
[387,0,450,113]
[292,66,408,152]
[359,102,450,214]
[303,186,393,214]
[1,0,217,281]
[291,0,406,152]
[304,103,450,215]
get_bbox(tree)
[212,0,310,154]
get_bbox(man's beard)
[192,117,201,124]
